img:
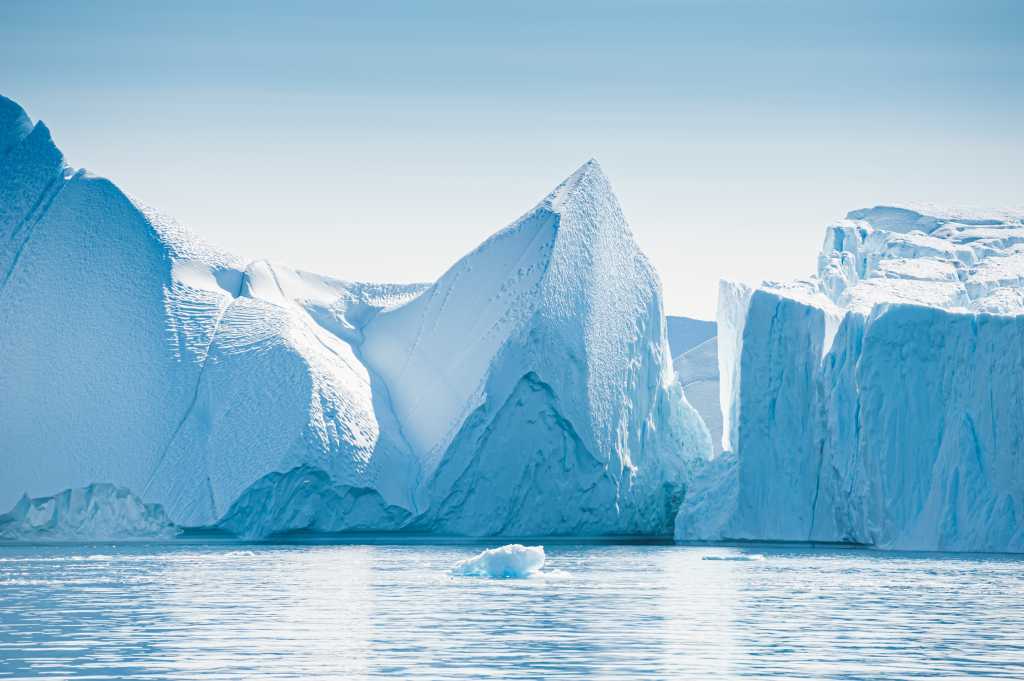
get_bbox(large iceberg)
[0,95,709,540]
[361,163,709,536]
[677,205,1024,552]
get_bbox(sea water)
[1,542,1022,679]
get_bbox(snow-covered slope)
[677,205,1024,552]
[0,95,708,539]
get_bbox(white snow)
[0,484,179,541]
[450,544,546,578]
[678,203,1024,553]
[701,553,764,562]
[0,95,709,540]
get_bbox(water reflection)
[0,544,1022,679]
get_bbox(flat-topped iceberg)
[677,205,1024,553]
[0,94,709,540]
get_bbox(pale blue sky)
[2,0,1021,318]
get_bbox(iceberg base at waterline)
[0,484,180,542]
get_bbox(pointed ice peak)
[0,95,34,159]
[544,158,611,213]
[567,157,604,183]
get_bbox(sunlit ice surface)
[1,543,1023,679]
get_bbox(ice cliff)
[676,205,1024,553]
[0,95,709,540]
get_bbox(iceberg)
[450,544,546,578]
[666,315,716,357]
[668,315,722,457]
[677,205,1024,553]
[0,94,424,537]
[361,161,710,536]
[0,95,710,540]
[0,484,179,541]
[674,334,723,457]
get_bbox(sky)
[2,1,1022,319]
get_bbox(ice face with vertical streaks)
[677,204,1024,553]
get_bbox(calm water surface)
[1,542,1022,679]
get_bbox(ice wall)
[677,206,1024,552]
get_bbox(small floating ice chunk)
[702,553,765,561]
[451,544,545,578]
